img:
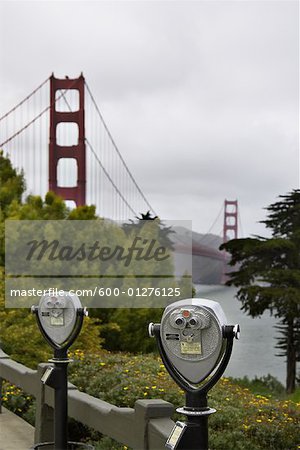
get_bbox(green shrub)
[230,374,285,398]
[69,350,183,408]
[68,352,299,450]
[1,381,34,418]
[0,268,103,368]
[2,352,299,450]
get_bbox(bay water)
[195,284,288,385]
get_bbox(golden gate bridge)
[0,74,239,283]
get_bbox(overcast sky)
[0,0,299,238]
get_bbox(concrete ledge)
[0,353,176,450]
[0,351,37,397]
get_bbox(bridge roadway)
[0,407,34,450]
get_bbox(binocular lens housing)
[160,298,228,384]
[175,317,186,327]
[36,292,82,347]
[189,318,198,327]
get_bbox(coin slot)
[166,333,180,340]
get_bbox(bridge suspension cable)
[58,84,154,219]
[85,137,137,216]
[0,79,80,148]
[0,105,50,148]
[84,81,157,217]
[0,77,49,122]
[195,202,224,245]
[59,88,137,215]
[0,75,157,221]
[0,77,51,198]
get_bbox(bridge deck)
[0,407,34,450]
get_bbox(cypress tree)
[221,190,300,393]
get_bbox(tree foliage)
[0,153,102,364]
[0,151,25,219]
[90,212,191,353]
[220,190,300,393]
[0,153,193,358]
[0,267,102,368]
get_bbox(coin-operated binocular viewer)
[32,292,93,450]
[149,298,240,450]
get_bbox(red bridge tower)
[49,74,86,206]
[221,199,238,284]
[223,199,238,243]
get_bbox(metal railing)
[0,349,175,449]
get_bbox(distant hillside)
[172,226,224,285]
[172,225,222,248]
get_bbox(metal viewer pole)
[32,295,88,450]
[53,349,69,450]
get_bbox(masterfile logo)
[5,220,182,276]
[25,236,170,266]
[5,219,193,308]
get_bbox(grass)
[227,374,286,398]
[289,387,300,404]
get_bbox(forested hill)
[172,226,224,284]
